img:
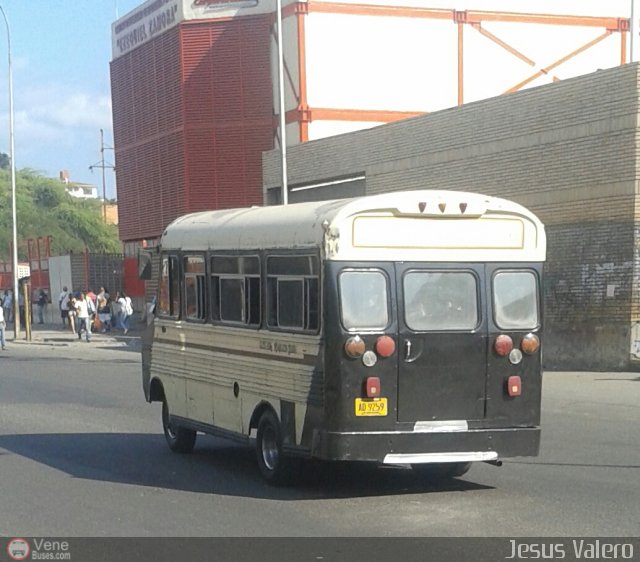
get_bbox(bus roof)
[160,190,546,262]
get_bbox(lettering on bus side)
[259,339,298,356]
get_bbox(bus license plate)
[355,398,388,416]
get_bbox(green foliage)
[0,168,120,260]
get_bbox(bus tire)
[162,399,196,454]
[411,462,471,479]
[256,409,300,486]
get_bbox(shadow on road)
[0,433,492,500]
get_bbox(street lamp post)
[89,128,115,223]
[0,5,19,338]
[275,0,288,205]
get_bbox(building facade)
[110,0,276,248]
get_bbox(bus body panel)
[148,318,323,443]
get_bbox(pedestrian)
[97,290,111,333]
[37,289,48,324]
[117,290,133,335]
[2,290,12,324]
[86,288,97,307]
[0,304,6,350]
[74,291,93,342]
[59,286,70,327]
[67,294,77,333]
[18,290,25,327]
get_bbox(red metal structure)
[280,3,630,142]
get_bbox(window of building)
[210,255,260,326]
[267,255,319,332]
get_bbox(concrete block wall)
[263,63,640,371]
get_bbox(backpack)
[124,297,133,316]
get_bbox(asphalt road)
[0,340,638,538]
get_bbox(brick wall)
[263,63,640,371]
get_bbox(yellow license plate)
[355,398,388,416]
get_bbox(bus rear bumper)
[312,426,540,463]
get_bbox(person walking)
[117,290,133,335]
[2,290,12,325]
[0,305,6,350]
[74,292,93,342]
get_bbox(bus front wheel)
[256,409,300,485]
[162,400,197,453]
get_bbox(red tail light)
[366,377,381,398]
[494,335,513,357]
[507,375,522,397]
[375,335,396,358]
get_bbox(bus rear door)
[395,265,487,423]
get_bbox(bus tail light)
[521,333,540,354]
[375,335,396,358]
[366,377,381,398]
[494,335,513,357]
[344,336,365,358]
[507,375,522,397]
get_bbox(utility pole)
[89,129,115,223]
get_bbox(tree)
[0,168,121,261]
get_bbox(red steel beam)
[302,107,424,122]
[306,2,627,31]
[504,30,612,94]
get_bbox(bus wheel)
[256,409,300,485]
[162,400,196,453]
[411,462,471,479]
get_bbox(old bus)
[142,190,546,484]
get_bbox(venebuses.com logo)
[5,538,72,561]
[6,538,30,561]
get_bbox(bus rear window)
[493,271,539,329]
[339,270,389,330]
[403,271,478,331]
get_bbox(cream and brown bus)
[142,189,546,485]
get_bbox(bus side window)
[266,255,319,332]
[158,255,180,318]
[184,255,206,321]
[211,255,260,327]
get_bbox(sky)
[0,0,635,201]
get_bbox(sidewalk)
[6,319,143,348]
